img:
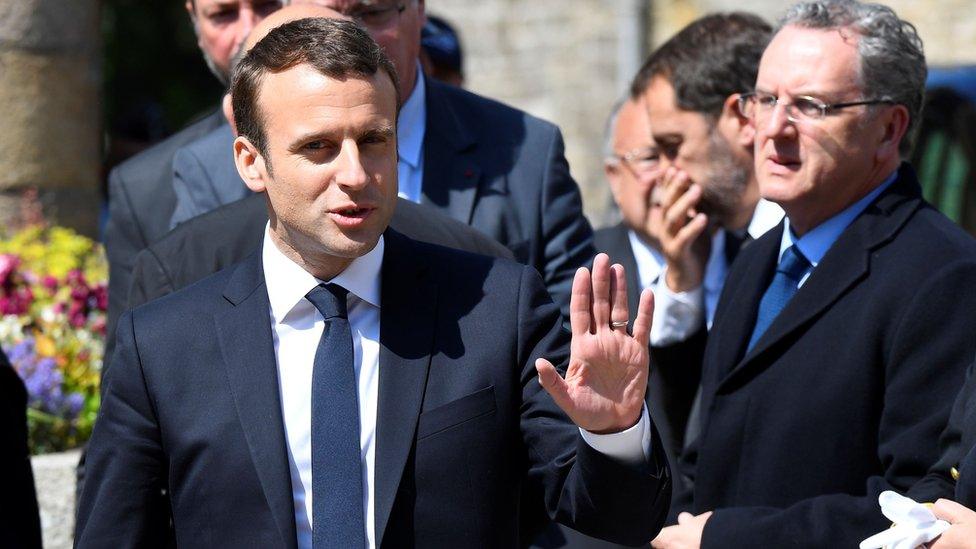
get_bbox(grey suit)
[169,124,248,229]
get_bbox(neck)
[728,175,760,232]
[269,223,353,282]
[789,160,899,236]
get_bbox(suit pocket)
[417,385,496,440]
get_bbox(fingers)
[535,358,573,412]
[665,184,702,236]
[569,266,593,336]
[632,288,654,348]
[591,253,611,329]
[933,498,974,523]
[609,263,629,328]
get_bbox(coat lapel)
[420,79,482,225]
[373,230,438,548]
[214,251,298,548]
[718,167,923,392]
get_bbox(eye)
[255,1,282,16]
[793,97,825,118]
[755,93,778,109]
[206,8,238,24]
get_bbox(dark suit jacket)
[677,165,976,547]
[421,80,594,320]
[103,110,226,362]
[77,229,671,548]
[0,353,42,549]
[909,358,976,507]
[169,124,249,229]
[101,194,512,377]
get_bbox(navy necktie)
[306,283,365,548]
[747,245,811,352]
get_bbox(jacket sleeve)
[103,168,150,382]
[515,265,672,546]
[536,128,596,320]
[75,312,172,548]
[699,260,976,548]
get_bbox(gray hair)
[778,0,926,156]
[603,97,628,161]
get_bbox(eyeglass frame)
[737,91,895,123]
[344,0,407,29]
[606,146,661,174]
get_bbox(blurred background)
[3,0,975,234]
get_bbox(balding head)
[244,3,348,52]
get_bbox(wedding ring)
[610,320,629,328]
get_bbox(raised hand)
[659,167,711,293]
[535,253,653,434]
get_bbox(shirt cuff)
[650,271,705,346]
[578,406,652,465]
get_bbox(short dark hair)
[630,12,772,118]
[231,17,400,159]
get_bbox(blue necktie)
[306,283,365,548]
[747,245,811,352]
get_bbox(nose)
[761,101,795,140]
[334,140,369,190]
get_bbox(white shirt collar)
[262,225,384,323]
[627,229,666,289]
[747,198,785,240]
[396,64,426,170]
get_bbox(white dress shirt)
[396,65,427,203]
[650,198,784,346]
[261,228,651,549]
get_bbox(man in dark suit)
[103,0,284,362]
[171,0,594,319]
[77,19,671,547]
[0,351,42,548]
[653,2,976,548]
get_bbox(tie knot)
[777,245,811,280]
[305,283,349,320]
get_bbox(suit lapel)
[373,230,437,548]
[718,167,923,392]
[214,251,298,548]
[420,79,482,224]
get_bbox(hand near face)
[928,499,976,548]
[659,167,712,293]
[651,511,712,549]
[535,254,652,434]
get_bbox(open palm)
[536,253,653,434]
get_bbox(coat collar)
[715,164,923,393]
[216,250,298,548]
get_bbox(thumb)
[933,498,974,523]
[536,358,573,413]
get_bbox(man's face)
[239,65,399,273]
[187,0,283,83]
[605,99,663,242]
[313,0,425,102]
[644,76,751,227]
[753,25,894,231]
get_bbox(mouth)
[329,205,376,227]
[766,155,801,173]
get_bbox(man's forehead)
[758,26,860,91]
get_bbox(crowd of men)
[5,0,976,547]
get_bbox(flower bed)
[0,226,107,454]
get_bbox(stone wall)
[0,0,101,235]
[428,0,976,226]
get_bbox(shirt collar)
[396,63,426,170]
[627,229,665,288]
[262,225,384,323]
[747,198,785,240]
[779,170,898,266]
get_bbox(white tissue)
[859,491,950,549]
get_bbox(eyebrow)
[289,124,396,150]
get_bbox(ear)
[876,104,910,161]
[234,136,269,193]
[604,161,622,201]
[721,93,755,148]
[222,93,237,135]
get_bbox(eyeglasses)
[737,91,894,123]
[607,147,660,174]
[346,1,407,29]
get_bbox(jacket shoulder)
[110,111,224,187]
[429,80,559,140]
